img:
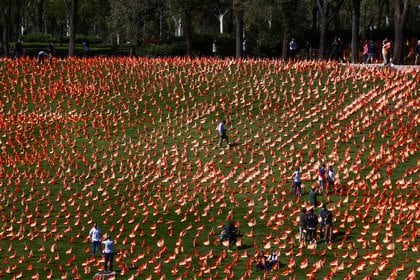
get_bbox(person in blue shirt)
[102,235,115,271]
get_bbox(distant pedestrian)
[362,41,368,63]
[415,40,420,65]
[242,39,247,58]
[289,38,298,60]
[102,235,115,271]
[83,40,90,57]
[382,38,392,65]
[47,42,56,58]
[367,40,376,64]
[212,40,217,58]
[89,223,102,257]
[298,207,307,243]
[306,208,318,243]
[217,120,229,148]
[37,50,51,65]
[13,41,24,59]
[292,167,302,196]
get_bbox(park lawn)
[0,57,418,279]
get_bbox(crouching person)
[255,250,266,270]
[264,251,278,271]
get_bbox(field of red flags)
[0,56,418,279]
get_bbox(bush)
[138,42,185,57]
[23,32,55,43]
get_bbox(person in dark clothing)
[227,221,241,252]
[13,41,24,59]
[415,40,420,65]
[306,208,318,243]
[367,40,377,64]
[309,187,318,208]
[299,207,307,242]
[47,42,56,58]
[324,208,333,244]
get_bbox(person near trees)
[212,40,218,59]
[382,38,392,65]
[289,38,298,59]
[13,41,24,59]
[367,40,377,64]
[362,40,369,63]
[47,42,56,57]
[415,40,420,65]
[37,50,52,65]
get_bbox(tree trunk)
[282,31,289,60]
[316,0,327,60]
[235,10,244,58]
[351,0,360,63]
[1,2,10,57]
[393,0,409,65]
[68,0,78,57]
[14,0,22,40]
[184,17,192,57]
[319,15,327,60]
[37,0,45,33]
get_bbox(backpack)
[325,211,333,224]
[306,213,318,228]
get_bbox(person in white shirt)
[264,251,278,270]
[212,40,217,58]
[292,167,302,196]
[217,120,229,148]
[102,235,115,271]
[327,165,335,194]
[89,223,102,257]
[289,38,298,59]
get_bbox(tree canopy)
[0,0,418,63]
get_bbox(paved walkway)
[347,63,420,72]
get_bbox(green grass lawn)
[0,57,418,279]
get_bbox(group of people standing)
[88,223,115,272]
[292,164,335,198]
[299,204,333,244]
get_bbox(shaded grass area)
[0,58,418,279]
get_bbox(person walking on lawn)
[217,120,230,148]
[292,166,303,196]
